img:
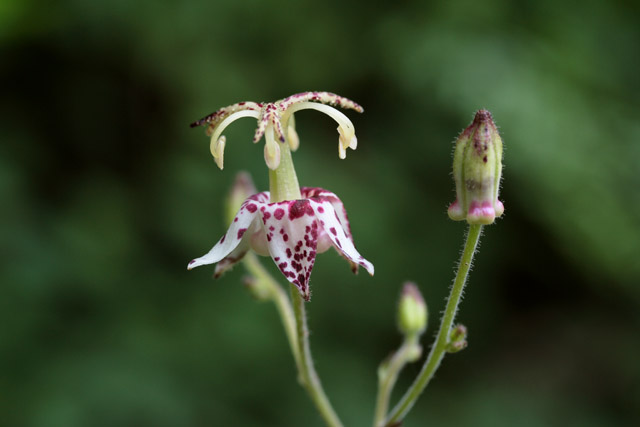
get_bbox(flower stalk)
[374,283,426,426]
[290,285,344,427]
[384,224,483,426]
[374,335,421,427]
[242,251,302,371]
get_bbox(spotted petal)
[188,188,374,301]
[258,199,320,300]
[302,187,352,237]
[187,192,269,270]
[308,197,374,276]
[259,188,374,299]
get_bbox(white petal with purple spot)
[309,198,374,276]
[259,199,320,300]
[187,194,265,270]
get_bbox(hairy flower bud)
[448,110,504,225]
[398,282,428,337]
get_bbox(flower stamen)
[191,92,363,169]
[209,109,260,169]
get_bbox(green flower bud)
[225,171,257,225]
[448,110,504,225]
[446,324,468,353]
[397,282,428,336]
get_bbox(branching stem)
[385,224,483,426]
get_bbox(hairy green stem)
[385,224,483,426]
[374,336,420,427]
[290,284,343,427]
[242,252,301,372]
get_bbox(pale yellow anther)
[338,142,347,160]
[287,102,359,160]
[286,114,300,151]
[212,136,226,170]
[210,110,260,162]
[349,135,358,150]
[209,130,225,168]
[264,126,281,170]
[338,126,357,155]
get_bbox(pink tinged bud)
[448,110,504,225]
[187,187,374,301]
[445,324,468,353]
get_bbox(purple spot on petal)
[220,234,226,243]
[283,234,289,241]
[189,260,196,265]
[237,229,247,239]
[274,208,285,220]
[289,200,307,220]
[317,206,324,213]
[330,227,337,235]
[247,204,257,213]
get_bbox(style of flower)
[188,187,374,300]
[190,91,363,170]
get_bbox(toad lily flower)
[187,187,374,301]
[190,91,363,170]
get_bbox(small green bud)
[448,110,504,225]
[225,171,257,224]
[397,282,428,336]
[446,324,468,353]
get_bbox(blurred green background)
[1,0,639,426]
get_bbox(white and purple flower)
[188,187,374,300]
